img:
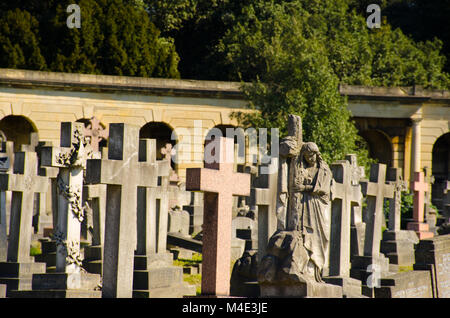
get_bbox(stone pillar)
[411,118,422,177]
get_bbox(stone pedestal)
[381,230,418,268]
[82,245,103,275]
[323,276,362,297]
[132,252,196,298]
[259,281,343,298]
[0,262,46,297]
[373,270,433,298]
[7,271,102,298]
[413,234,450,298]
[0,284,6,297]
[350,254,393,297]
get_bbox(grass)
[30,241,42,256]
[173,253,203,295]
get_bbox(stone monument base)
[0,262,46,296]
[133,253,196,298]
[373,270,433,298]
[259,281,343,298]
[407,222,434,239]
[0,284,6,298]
[381,230,418,268]
[323,276,362,297]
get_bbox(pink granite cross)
[83,117,108,152]
[186,137,250,296]
[407,171,434,239]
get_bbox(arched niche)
[140,121,176,169]
[431,132,450,212]
[0,115,37,152]
[359,129,393,167]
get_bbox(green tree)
[0,8,46,70]
[0,0,180,78]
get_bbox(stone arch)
[204,124,246,166]
[359,129,393,167]
[0,115,37,151]
[431,132,450,212]
[140,121,176,169]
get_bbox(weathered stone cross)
[407,171,434,239]
[360,163,394,258]
[86,123,158,298]
[186,136,250,296]
[251,158,278,263]
[41,122,91,273]
[386,167,407,232]
[136,138,170,256]
[0,151,48,263]
[329,158,364,277]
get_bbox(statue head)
[300,142,323,168]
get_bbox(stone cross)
[82,117,108,153]
[386,167,407,232]
[186,136,250,296]
[251,158,278,263]
[82,184,107,246]
[0,140,13,261]
[0,151,48,263]
[360,163,394,258]
[41,122,89,273]
[136,138,170,256]
[328,159,364,277]
[160,142,180,184]
[85,123,158,298]
[407,171,434,239]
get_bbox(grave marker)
[407,172,434,239]
[85,124,157,298]
[186,136,250,296]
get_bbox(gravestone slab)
[0,151,49,296]
[374,270,433,298]
[0,140,13,260]
[413,234,450,298]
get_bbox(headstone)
[133,138,195,298]
[345,154,366,259]
[17,122,102,298]
[185,191,204,235]
[0,140,13,245]
[168,207,191,237]
[85,124,158,298]
[186,136,251,296]
[0,140,13,262]
[323,158,363,296]
[250,159,278,264]
[82,183,107,275]
[438,181,450,235]
[0,151,47,295]
[350,163,395,297]
[231,215,257,261]
[381,168,418,269]
[407,172,434,239]
[423,167,438,234]
[161,143,180,184]
[20,135,58,238]
[413,234,450,298]
[373,270,433,298]
[82,117,108,153]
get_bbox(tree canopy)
[0,0,180,78]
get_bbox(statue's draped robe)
[287,159,332,278]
